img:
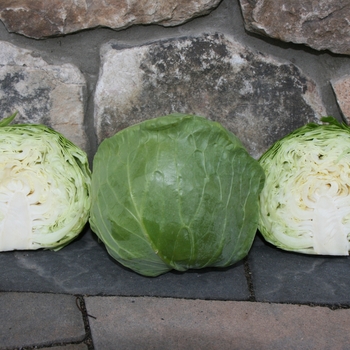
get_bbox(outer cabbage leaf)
[0,119,91,251]
[90,114,265,276]
[259,117,350,255]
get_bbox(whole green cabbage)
[90,114,265,276]
[0,113,91,251]
[259,117,350,256]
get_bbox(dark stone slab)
[0,228,249,301]
[2,228,350,305]
[249,234,350,305]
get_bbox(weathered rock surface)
[0,41,88,151]
[331,76,350,123]
[0,0,222,39]
[94,33,325,158]
[239,0,350,55]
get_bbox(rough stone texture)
[0,0,222,39]
[240,0,350,55]
[85,296,350,350]
[0,292,85,349]
[95,33,325,158]
[331,76,350,123]
[0,41,88,151]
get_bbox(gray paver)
[0,292,85,349]
[249,234,350,304]
[85,296,350,350]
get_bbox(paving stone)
[0,229,249,300]
[0,292,85,349]
[85,296,350,350]
[249,234,350,304]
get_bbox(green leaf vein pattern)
[90,114,264,276]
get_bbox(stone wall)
[0,0,350,159]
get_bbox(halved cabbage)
[259,117,350,255]
[0,113,91,251]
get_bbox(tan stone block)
[0,0,221,39]
[331,76,350,123]
[240,0,350,55]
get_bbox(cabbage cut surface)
[0,120,91,251]
[259,117,350,255]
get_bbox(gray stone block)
[95,33,325,159]
[0,292,85,349]
[85,296,350,350]
[0,41,88,151]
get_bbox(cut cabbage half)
[259,117,350,255]
[0,113,91,251]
